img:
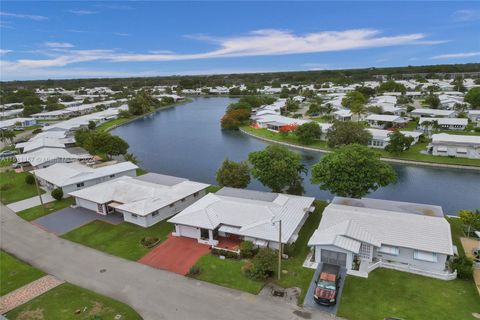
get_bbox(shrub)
[188,265,201,276]
[449,255,473,279]
[211,247,240,259]
[32,128,42,134]
[245,248,276,280]
[25,174,35,185]
[51,188,63,200]
[140,236,160,248]
[239,241,256,258]
[474,127,480,133]
[241,260,253,274]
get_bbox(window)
[76,182,84,188]
[131,213,138,219]
[414,250,437,262]
[378,245,399,256]
[152,211,159,217]
[359,243,371,259]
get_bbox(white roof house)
[169,187,315,248]
[33,161,138,193]
[253,114,310,131]
[367,129,422,149]
[0,118,37,130]
[308,197,455,279]
[16,138,66,153]
[366,114,407,128]
[430,133,480,159]
[468,110,480,123]
[418,117,468,131]
[410,108,456,118]
[70,173,210,227]
[15,147,87,168]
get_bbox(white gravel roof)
[169,188,315,243]
[15,148,82,167]
[308,198,453,255]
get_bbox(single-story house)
[69,173,210,227]
[308,197,455,280]
[418,117,468,131]
[410,108,456,118]
[468,110,480,123]
[0,118,37,130]
[333,109,352,121]
[168,187,315,249]
[33,161,138,194]
[16,138,66,153]
[253,114,310,131]
[366,114,408,129]
[367,129,422,149]
[0,108,24,119]
[429,133,480,159]
[15,147,89,169]
[31,109,75,120]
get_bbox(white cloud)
[452,9,480,22]
[113,32,131,37]
[68,10,98,15]
[1,28,445,80]
[44,42,75,48]
[432,52,480,59]
[0,49,13,55]
[0,11,48,21]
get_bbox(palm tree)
[0,130,16,146]
[350,101,366,122]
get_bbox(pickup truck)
[313,263,341,306]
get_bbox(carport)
[304,262,347,315]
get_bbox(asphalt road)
[0,204,339,320]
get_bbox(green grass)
[193,254,265,294]
[242,126,480,167]
[0,171,45,204]
[275,200,327,304]
[62,220,173,261]
[136,167,148,176]
[96,117,131,132]
[0,158,14,167]
[0,250,45,296]
[206,185,222,193]
[6,283,143,320]
[310,116,330,123]
[337,268,480,320]
[447,217,466,256]
[16,197,74,221]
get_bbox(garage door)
[321,249,347,267]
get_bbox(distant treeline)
[2,63,480,91]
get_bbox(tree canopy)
[385,131,415,154]
[128,90,158,115]
[311,144,397,198]
[248,145,305,192]
[341,91,367,108]
[326,121,372,148]
[215,158,251,189]
[465,87,480,109]
[295,122,322,144]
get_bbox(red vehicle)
[313,264,341,306]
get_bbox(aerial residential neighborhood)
[1,1,479,320]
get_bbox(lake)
[112,97,480,215]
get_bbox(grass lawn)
[136,167,148,176]
[6,283,142,320]
[275,200,327,304]
[96,117,131,132]
[242,126,480,167]
[337,268,480,320]
[193,254,265,294]
[0,158,14,167]
[191,200,327,303]
[62,220,173,261]
[0,251,45,296]
[206,185,222,193]
[16,197,74,221]
[0,171,45,204]
[447,216,467,256]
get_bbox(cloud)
[68,10,98,15]
[0,49,13,55]
[452,9,480,22]
[113,32,131,37]
[44,42,75,48]
[1,28,445,80]
[0,11,48,21]
[432,52,480,59]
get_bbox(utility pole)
[32,170,46,215]
[278,219,282,281]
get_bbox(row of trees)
[221,96,276,130]
[74,129,129,159]
[216,143,397,199]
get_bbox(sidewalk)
[6,191,55,213]
[0,275,64,314]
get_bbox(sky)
[1,1,479,81]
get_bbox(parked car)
[313,263,341,306]
[0,150,17,159]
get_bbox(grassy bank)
[242,126,480,167]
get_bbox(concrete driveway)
[304,263,347,315]
[1,203,337,320]
[33,207,123,235]
[7,192,55,212]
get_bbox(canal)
[111,97,480,214]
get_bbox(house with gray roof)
[308,197,456,280]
